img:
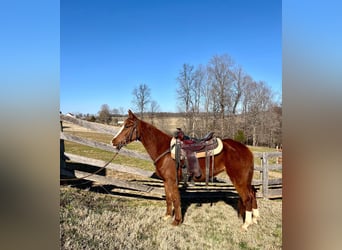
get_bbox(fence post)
[60,120,66,170]
[262,152,269,198]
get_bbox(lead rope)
[60,150,120,182]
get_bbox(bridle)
[116,120,140,150]
[115,119,171,166]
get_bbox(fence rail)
[60,115,282,199]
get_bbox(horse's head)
[111,110,141,150]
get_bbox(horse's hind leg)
[242,193,253,231]
[251,186,260,224]
[235,185,254,231]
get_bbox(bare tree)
[149,100,160,125]
[176,63,195,131]
[98,104,112,124]
[261,104,282,147]
[132,83,151,119]
[111,108,119,115]
[270,104,282,147]
[118,106,125,115]
[242,80,272,146]
[150,100,160,113]
[176,63,207,136]
[231,66,250,115]
[193,65,205,114]
[207,54,235,137]
[202,67,211,133]
[176,64,194,113]
[192,65,206,136]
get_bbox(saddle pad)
[170,137,223,159]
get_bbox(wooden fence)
[60,115,282,199]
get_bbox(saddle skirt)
[170,137,223,159]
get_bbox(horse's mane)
[139,119,172,143]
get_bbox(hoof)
[163,215,172,221]
[241,224,249,232]
[172,219,182,226]
[252,217,258,224]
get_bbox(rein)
[60,121,138,182]
[60,150,120,182]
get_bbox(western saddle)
[174,128,218,184]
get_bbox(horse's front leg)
[171,181,182,226]
[163,179,182,225]
[163,180,173,220]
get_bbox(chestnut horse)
[111,110,259,230]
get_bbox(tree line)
[75,53,281,147]
[175,54,281,147]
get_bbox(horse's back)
[221,139,254,178]
[222,139,253,159]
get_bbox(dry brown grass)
[60,186,281,249]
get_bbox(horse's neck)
[139,121,170,161]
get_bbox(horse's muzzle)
[112,141,124,150]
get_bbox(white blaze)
[112,125,125,141]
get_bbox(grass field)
[60,185,282,250]
[60,122,282,249]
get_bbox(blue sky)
[60,0,282,115]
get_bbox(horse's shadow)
[179,186,240,221]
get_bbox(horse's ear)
[128,109,136,119]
